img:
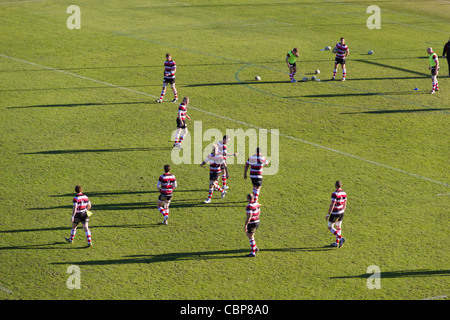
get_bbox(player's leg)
[332,62,338,80]
[327,219,342,246]
[221,166,228,189]
[431,74,437,93]
[246,231,257,257]
[171,83,178,102]
[83,221,92,246]
[157,199,166,222]
[163,199,170,224]
[174,127,181,147]
[342,62,346,81]
[157,83,167,102]
[253,185,261,201]
[178,127,188,146]
[66,222,78,243]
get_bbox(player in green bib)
[286,48,299,82]
[427,47,440,94]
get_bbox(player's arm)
[72,202,77,223]
[345,47,349,57]
[157,180,162,190]
[244,210,252,232]
[244,162,249,179]
[173,180,177,190]
[326,200,336,220]
[285,54,290,66]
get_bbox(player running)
[244,193,260,257]
[428,47,440,94]
[325,180,347,247]
[286,48,299,82]
[173,97,191,149]
[66,185,93,247]
[217,135,238,190]
[331,37,349,81]
[156,53,178,103]
[157,165,177,225]
[244,147,269,202]
[200,145,226,203]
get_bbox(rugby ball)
[368,50,374,55]
[302,77,309,82]
[311,76,316,81]
[315,70,320,74]
[255,76,261,81]
[332,47,338,53]
[325,46,332,51]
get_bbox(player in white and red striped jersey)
[244,193,261,257]
[331,37,349,81]
[157,165,177,225]
[325,180,347,247]
[200,145,226,203]
[173,97,191,148]
[244,148,269,201]
[216,135,238,190]
[156,53,178,103]
[66,185,92,246]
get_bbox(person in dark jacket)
[443,36,450,77]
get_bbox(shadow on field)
[184,80,289,87]
[20,147,172,155]
[341,108,450,114]
[51,189,205,198]
[7,101,148,109]
[51,246,334,265]
[27,199,245,211]
[354,59,429,77]
[330,269,450,279]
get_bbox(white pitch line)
[435,193,450,196]
[0,285,12,294]
[1,53,449,188]
[0,0,47,4]
[422,295,448,300]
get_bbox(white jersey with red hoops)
[246,154,269,179]
[164,60,176,80]
[217,141,228,161]
[73,193,91,214]
[331,188,347,214]
[335,43,348,59]
[178,103,187,121]
[158,173,177,195]
[246,201,261,223]
[205,153,224,173]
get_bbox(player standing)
[157,165,177,225]
[156,53,178,103]
[173,97,191,148]
[244,193,260,257]
[286,48,299,82]
[331,37,349,81]
[325,180,347,247]
[217,135,238,190]
[443,37,450,77]
[200,145,226,203]
[428,47,440,94]
[66,185,92,247]
[244,147,269,202]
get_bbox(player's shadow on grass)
[184,80,289,87]
[341,108,450,114]
[20,147,172,155]
[50,189,205,198]
[330,269,450,279]
[7,101,148,109]
[51,247,334,265]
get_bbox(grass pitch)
[0,0,449,300]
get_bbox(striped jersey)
[217,141,228,161]
[331,188,347,214]
[178,102,188,120]
[335,43,348,59]
[164,59,176,79]
[246,201,261,223]
[246,154,269,179]
[158,173,177,195]
[205,153,224,173]
[73,193,91,214]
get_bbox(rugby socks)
[222,175,227,188]
[215,184,224,193]
[178,135,184,145]
[330,227,342,243]
[164,207,169,221]
[249,239,257,255]
[333,68,337,77]
[253,188,260,201]
[159,87,166,101]
[85,230,92,245]
[342,68,346,80]
[70,228,76,241]
[158,206,165,216]
[172,87,178,100]
[289,73,294,81]
[207,185,214,200]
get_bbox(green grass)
[1,0,449,300]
